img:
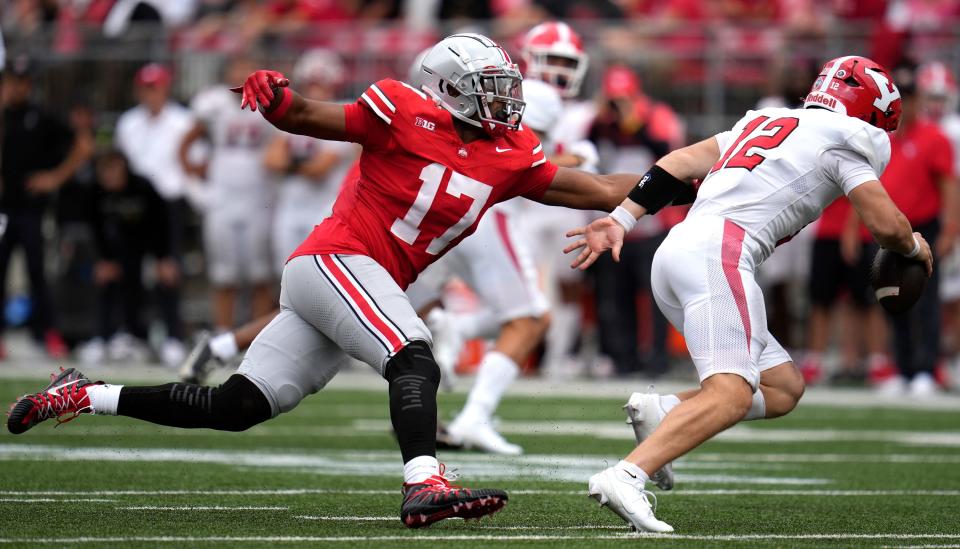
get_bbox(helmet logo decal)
[836,69,847,78]
[864,68,901,112]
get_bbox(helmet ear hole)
[844,76,861,87]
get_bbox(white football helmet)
[293,48,345,88]
[420,33,525,138]
[522,22,589,99]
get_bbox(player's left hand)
[231,70,289,111]
[564,217,626,270]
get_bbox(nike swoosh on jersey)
[495,147,512,153]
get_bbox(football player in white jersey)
[520,22,601,376]
[267,49,357,275]
[565,56,931,532]
[179,56,278,334]
[918,61,960,387]
[404,77,559,456]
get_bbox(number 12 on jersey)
[390,163,493,255]
[711,115,800,173]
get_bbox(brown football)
[869,248,928,314]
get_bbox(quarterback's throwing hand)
[563,217,626,270]
[231,70,289,111]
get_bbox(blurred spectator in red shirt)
[588,64,685,377]
[875,65,958,395]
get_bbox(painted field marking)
[295,517,628,530]
[0,444,832,484]
[3,488,960,497]
[0,534,958,544]
[118,506,288,511]
[0,498,117,503]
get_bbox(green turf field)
[2,375,959,547]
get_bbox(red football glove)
[231,70,290,112]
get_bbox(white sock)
[86,384,123,415]
[616,460,649,486]
[660,394,681,416]
[457,351,519,423]
[209,332,239,361]
[743,390,767,421]
[543,303,580,372]
[451,310,500,340]
[403,455,439,484]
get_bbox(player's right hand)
[912,232,934,277]
[564,217,626,271]
[231,70,289,111]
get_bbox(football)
[869,247,928,314]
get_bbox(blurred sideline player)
[408,79,564,456]
[919,61,960,387]
[180,50,357,383]
[179,55,278,334]
[267,49,357,273]
[10,33,649,527]
[518,22,600,376]
[872,66,956,396]
[566,56,930,531]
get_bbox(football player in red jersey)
[8,34,644,527]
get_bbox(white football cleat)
[446,416,523,456]
[588,466,674,533]
[624,392,674,490]
[426,309,462,392]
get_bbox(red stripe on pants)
[320,255,404,353]
[721,220,751,352]
[494,210,523,275]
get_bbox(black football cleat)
[400,470,507,528]
[7,368,99,434]
[178,331,216,385]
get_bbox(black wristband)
[627,165,690,214]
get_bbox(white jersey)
[550,100,596,144]
[191,86,275,204]
[939,112,960,174]
[688,107,891,265]
[115,102,194,200]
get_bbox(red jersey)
[291,79,559,288]
[816,198,852,239]
[881,119,955,225]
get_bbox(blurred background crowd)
[2,0,960,396]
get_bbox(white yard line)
[0,445,830,485]
[118,506,288,511]
[0,498,116,503]
[0,534,958,544]
[2,488,959,497]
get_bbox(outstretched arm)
[538,169,641,212]
[563,137,721,270]
[234,70,348,142]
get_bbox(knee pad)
[385,340,441,386]
[209,375,272,431]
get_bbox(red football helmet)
[917,61,958,118]
[521,22,588,99]
[803,56,902,131]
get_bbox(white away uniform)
[652,107,890,389]
[192,87,277,285]
[272,135,355,274]
[937,113,960,301]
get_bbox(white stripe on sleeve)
[361,93,392,125]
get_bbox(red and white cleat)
[400,466,507,528]
[7,368,99,434]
